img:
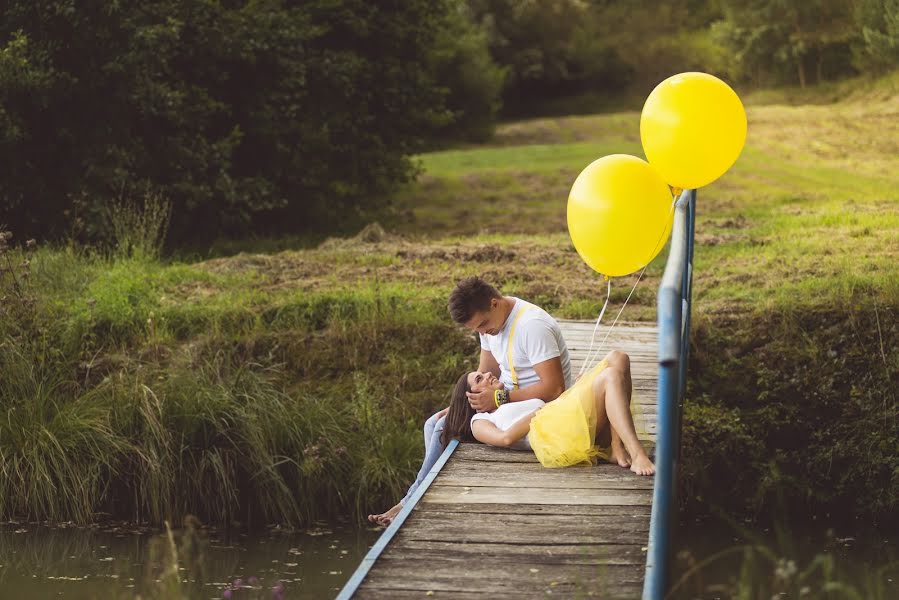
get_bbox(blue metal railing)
[336,439,460,600]
[643,189,696,599]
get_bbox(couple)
[368,277,654,525]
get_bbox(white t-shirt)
[479,297,573,392]
[471,398,545,450]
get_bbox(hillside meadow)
[1,75,897,527]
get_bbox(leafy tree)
[468,0,632,115]
[853,0,899,72]
[0,1,474,244]
[429,0,505,143]
[713,0,856,87]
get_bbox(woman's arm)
[471,412,537,448]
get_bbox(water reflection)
[0,519,379,599]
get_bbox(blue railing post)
[643,189,696,599]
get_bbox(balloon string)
[576,192,684,377]
[577,278,611,380]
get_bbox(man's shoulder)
[518,304,562,335]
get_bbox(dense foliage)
[2,1,897,243]
[682,309,898,524]
[468,0,899,114]
[0,0,503,244]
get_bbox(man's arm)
[478,348,501,377]
[508,356,565,403]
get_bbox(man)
[368,276,572,525]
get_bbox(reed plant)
[0,229,465,525]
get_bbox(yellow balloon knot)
[671,186,683,198]
[603,274,610,282]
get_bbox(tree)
[467,0,632,115]
[853,0,899,73]
[0,1,466,243]
[429,0,505,143]
[713,0,856,87]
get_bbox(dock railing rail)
[643,189,696,599]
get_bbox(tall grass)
[0,232,466,525]
[104,186,172,260]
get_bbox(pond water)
[671,517,897,598]
[0,520,380,599]
[1,516,894,599]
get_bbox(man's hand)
[466,388,496,413]
[435,406,449,420]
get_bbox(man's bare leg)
[593,351,654,476]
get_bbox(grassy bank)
[1,75,897,527]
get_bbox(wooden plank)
[422,484,652,505]
[439,460,655,483]
[381,539,649,566]
[357,586,642,600]
[449,443,656,465]
[398,513,649,536]
[432,474,652,490]
[413,502,652,518]
[360,559,644,598]
[395,512,651,543]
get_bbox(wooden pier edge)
[337,439,461,600]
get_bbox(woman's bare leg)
[592,351,654,475]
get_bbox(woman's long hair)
[441,373,476,446]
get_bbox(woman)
[442,354,654,475]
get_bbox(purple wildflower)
[233,578,244,589]
[272,581,285,599]
[223,589,233,600]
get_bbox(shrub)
[0,1,462,244]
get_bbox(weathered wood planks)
[351,320,657,599]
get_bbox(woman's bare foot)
[608,441,631,468]
[367,502,402,526]
[630,454,655,476]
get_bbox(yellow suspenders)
[507,305,531,389]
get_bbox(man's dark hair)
[448,277,501,324]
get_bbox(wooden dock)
[344,320,658,599]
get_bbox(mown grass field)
[1,74,896,528]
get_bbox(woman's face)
[467,371,502,393]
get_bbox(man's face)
[463,298,504,335]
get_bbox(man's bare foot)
[630,454,655,476]
[367,502,402,526]
[608,442,631,468]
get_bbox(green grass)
[417,139,642,176]
[0,75,897,527]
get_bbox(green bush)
[0,1,478,244]
[683,308,899,524]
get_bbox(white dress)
[470,398,545,450]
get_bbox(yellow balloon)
[567,154,674,277]
[641,72,747,189]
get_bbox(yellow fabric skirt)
[529,358,644,468]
